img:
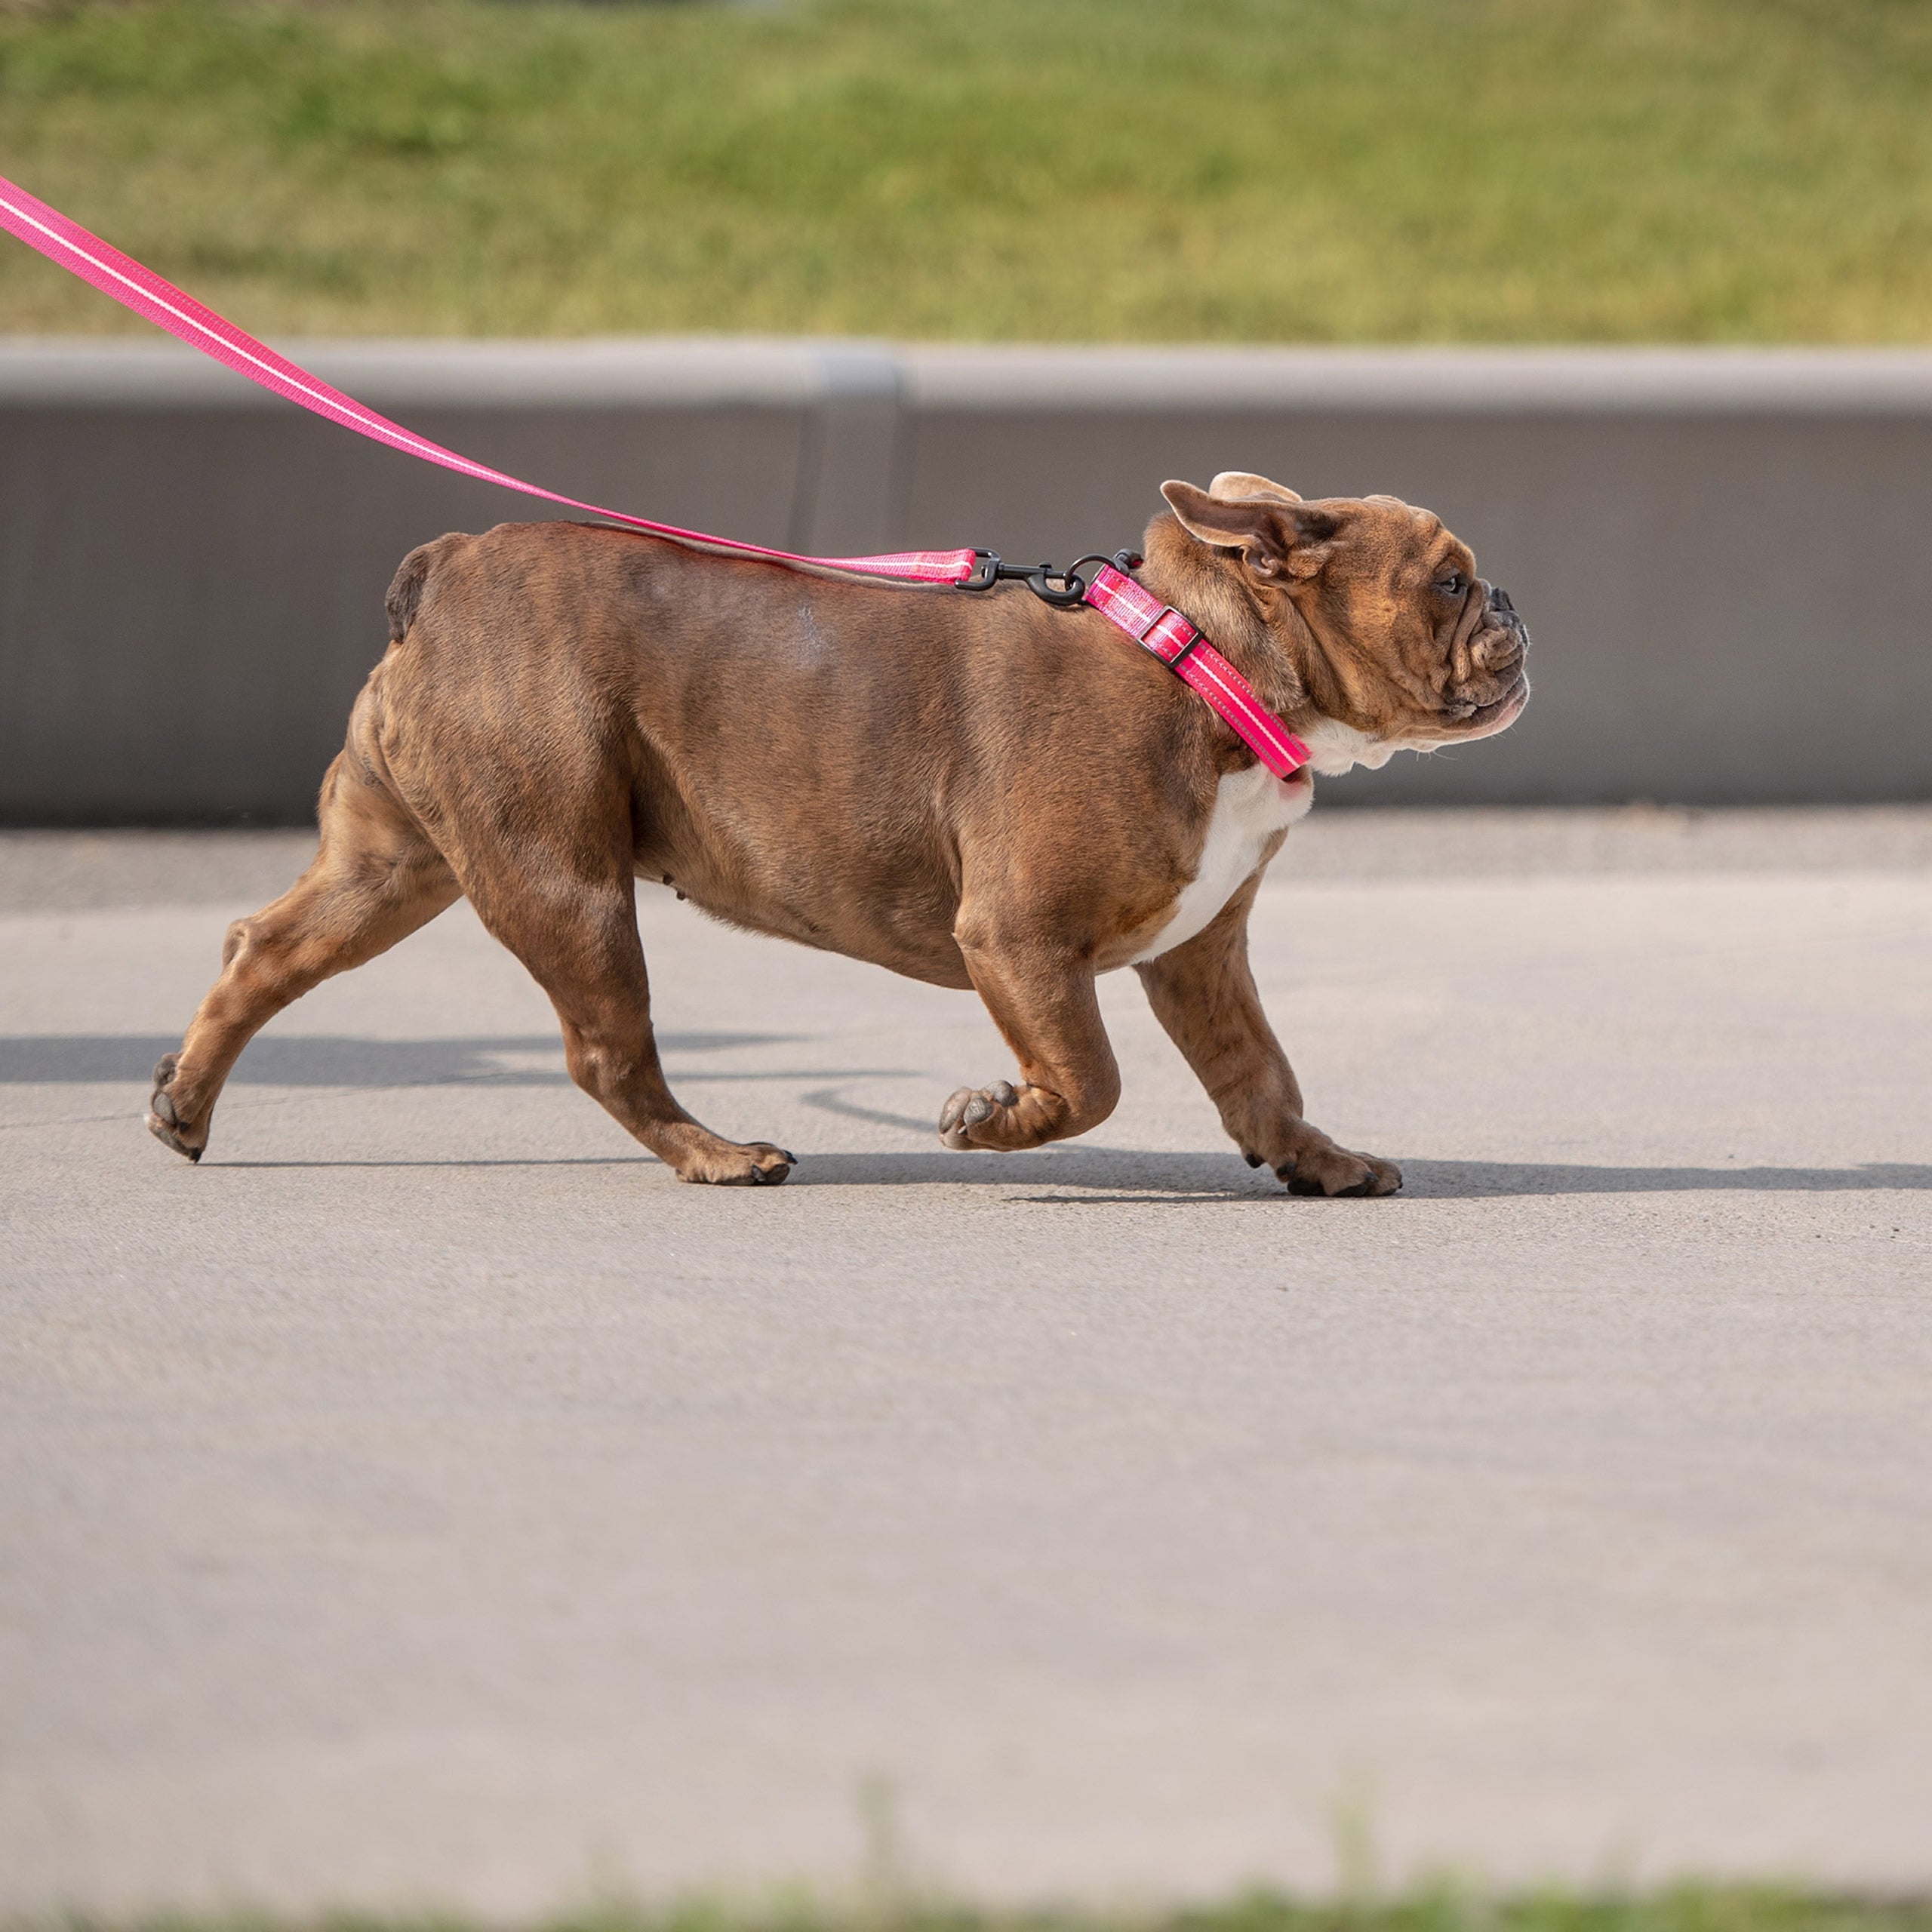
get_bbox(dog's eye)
[1435,572,1466,598]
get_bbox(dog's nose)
[1487,583,1515,615]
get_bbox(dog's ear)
[1161,480,1340,581]
[1208,471,1303,506]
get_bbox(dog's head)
[1152,472,1530,774]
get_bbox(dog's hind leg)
[1133,876,1401,1198]
[447,845,795,1187]
[146,752,460,1162]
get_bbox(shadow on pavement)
[221,1155,657,1170]
[1404,1159,1932,1196]
[795,1149,1932,1196]
[0,1032,792,1085]
[12,1037,1925,1198]
[156,1147,1932,1194]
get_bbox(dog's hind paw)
[674,1139,796,1186]
[1274,1141,1401,1198]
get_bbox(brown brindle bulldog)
[146,470,1528,1193]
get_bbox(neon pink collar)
[1080,564,1309,780]
[0,169,1309,785]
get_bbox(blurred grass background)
[2,0,1930,341]
[12,1890,1932,1932]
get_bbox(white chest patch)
[1300,716,1400,774]
[1122,764,1315,966]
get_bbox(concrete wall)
[4,338,1930,821]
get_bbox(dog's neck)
[1137,515,1314,724]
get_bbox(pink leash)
[0,171,1308,779]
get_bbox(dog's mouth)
[1465,675,1529,731]
[1443,668,1530,737]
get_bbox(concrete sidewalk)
[3,811,1930,1913]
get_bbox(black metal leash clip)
[958,548,1145,608]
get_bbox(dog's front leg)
[1135,878,1401,1197]
[940,928,1121,1153]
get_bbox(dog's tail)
[385,532,467,645]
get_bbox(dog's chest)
[1121,764,1313,966]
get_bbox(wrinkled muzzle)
[1454,583,1531,731]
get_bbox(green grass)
[3,0,1932,340]
[15,1891,1932,1932]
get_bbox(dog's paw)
[146,1053,206,1164]
[937,1079,1029,1151]
[1273,1142,1401,1198]
[675,1140,797,1186]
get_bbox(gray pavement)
[3,810,1930,1914]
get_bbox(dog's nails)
[186,1146,202,1164]
[151,1090,177,1126]
[961,1096,995,1128]
[1244,1150,1263,1168]
[989,1081,1017,1106]
[783,1149,798,1164]
[752,1161,790,1186]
